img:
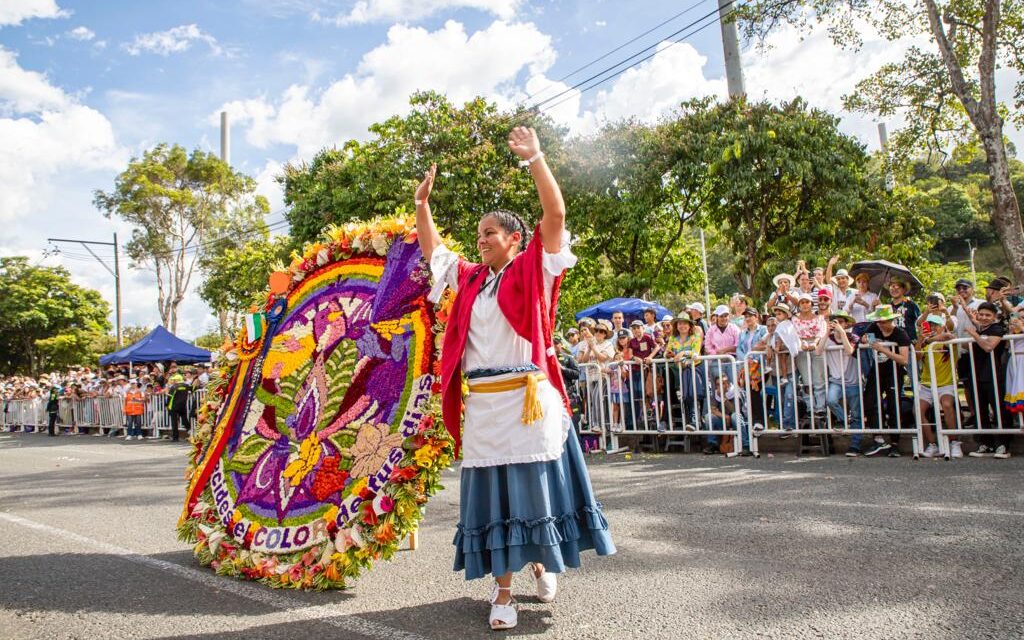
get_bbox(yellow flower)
[347,477,368,497]
[323,505,339,523]
[413,446,435,468]
[282,435,322,487]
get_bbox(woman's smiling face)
[477,214,521,269]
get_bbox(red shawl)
[439,225,571,455]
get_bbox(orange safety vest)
[124,391,145,416]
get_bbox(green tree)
[0,257,111,375]
[281,91,564,250]
[94,144,269,333]
[672,98,931,299]
[92,325,152,359]
[560,119,705,298]
[194,331,225,351]
[738,0,1024,283]
[198,234,292,335]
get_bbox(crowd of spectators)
[1,362,211,440]
[557,257,1024,460]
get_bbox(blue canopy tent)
[99,325,211,366]
[574,297,673,324]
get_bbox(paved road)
[0,431,1021,639]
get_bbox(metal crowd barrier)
[924,334,1024,460]
[576,355,746,457]
[2,390,207,438]
[743,343,924,457]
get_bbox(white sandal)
[531,562,557,603]
[489,584,517,630]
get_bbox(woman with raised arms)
[415,126,615,631]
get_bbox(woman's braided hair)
[482,209,531,252]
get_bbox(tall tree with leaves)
[560,119,705,298]
[199,234,292,335]
[672,98,931,299]
[94,144,269,333]
[738,0,1024,283]
[0,257,111,375]
[281,91,564,250]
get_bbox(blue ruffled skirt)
[453,433,616,580]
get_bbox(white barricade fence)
[588,355,745,457]
[742,341,923,457]
[0,389,211,438]
[923,334,1024,460]
[576,363,611,452]
[2,398,47,431]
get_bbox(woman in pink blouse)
[792,293,828,420]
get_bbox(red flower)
[310,456,350,501]
[358,485,376,501]
[361,502,379,526]
[389,465,418,483]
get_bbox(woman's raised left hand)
[508,126,541,161]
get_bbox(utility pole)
[700,229,711,315]
[967,239,977,284]
[220,111,230,165]
[48,235,123,347]
[878,122,895,192]
[718,0,746,98]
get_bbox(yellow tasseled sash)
[467,372,547,425]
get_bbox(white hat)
[795,292,814,303]
[712,304,730,317]
[773,273,794,288]
[660,314,674,322]
[685,302,705,314]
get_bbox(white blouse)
[428,231,578,467]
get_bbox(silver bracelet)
[414,199,425,206]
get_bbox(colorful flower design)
[178,216,453,590]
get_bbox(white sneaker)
[921,443,939,458]
[969,445,994,458]
[136,435,145,440]
[949,441,964,459]
[993,445,1011,459]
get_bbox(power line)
[537,10,727,116]
[120,207,291,259]
[525,0,713,103]
[525,2,733,116]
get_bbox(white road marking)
[0,511,427,640]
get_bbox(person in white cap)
[705,304,740,381]
[685,302,708,341]
[824,255,856,314]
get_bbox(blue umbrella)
[573,297,673,324]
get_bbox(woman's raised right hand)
[415,164,437,204]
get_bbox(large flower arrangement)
[177,216,455,590]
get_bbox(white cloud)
[0,47,68,112]
[0,0,69,27]
[526,41,726,136]
[0,45,123,222]
[317,0,520,25]
[254,159,286,214]
[123,24,223,57]
[218,19,554,157]
[67,25,95,40]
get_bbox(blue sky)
[2,0,1021,339]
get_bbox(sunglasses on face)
[955,285,970,290]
